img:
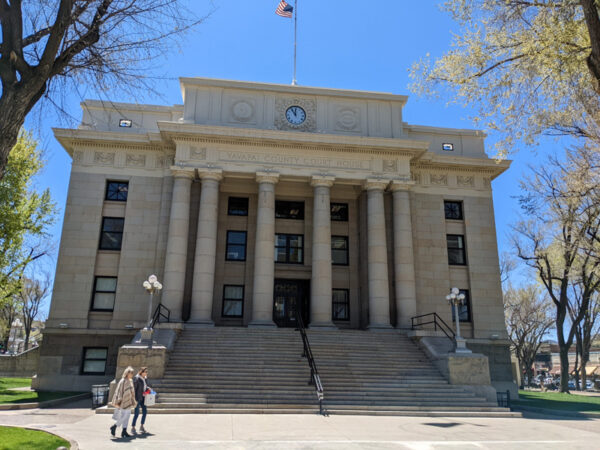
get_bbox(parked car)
[568,380,576,389]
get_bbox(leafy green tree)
[410,1,600,156]
[0,133,56,303]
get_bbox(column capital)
[363,178,390,191]
[170,166,195,180]
[256,171,280,185]
[310,175,335,188]
[389,179,415,192]
[198,169,223,182]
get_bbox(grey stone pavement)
[0,399,599,449]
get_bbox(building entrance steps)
[113,327,518,416]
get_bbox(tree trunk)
[581,0,600,95]
[556,308,571,393]
[23,328,30,352]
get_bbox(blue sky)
[28,1,541,309]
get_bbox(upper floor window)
[99,217,124,251]
[331,236,349,265]
[228,197,249,216]
[275,234,304,264]
[447,234,466,265]
[451,289,471,322]
[330,203,349,221]
[105,181,128,202]
[226,231,247,261]
[91,277,117,311]
[444,201,463,220]
[81,347,108,375]
[275,201,304,220]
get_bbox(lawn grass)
[514,390,600,414]
[0,377,83,404]
[0,426,69,450]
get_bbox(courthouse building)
[38,78,510,391]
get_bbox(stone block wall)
[0,347,40,377]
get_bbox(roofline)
[179,77,409,104]
[81,100,183,113]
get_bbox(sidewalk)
[0,399,599,449]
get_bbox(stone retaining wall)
[0,346,40,377]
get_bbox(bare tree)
[514,148,600,392]
[0,297,18,352]
[18,275,50,351]
[0,0,209,179]
[499,251,517,285]
[504,284,553,388]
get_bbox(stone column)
[364,179,392,329]
[161,168,195,321]
[189,170,223,324]
[391,181,417,328]
[310,175,336,329]
[249,172,279,327]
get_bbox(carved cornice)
[310,175,335,188]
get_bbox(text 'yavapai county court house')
[37,78,513,398]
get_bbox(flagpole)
[292,0,298,85]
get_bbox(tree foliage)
[410,1,600,156]
[0,0,209,179]
[0,132,56,302]
[504,283,553,388]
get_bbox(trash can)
[91,384,110,409]
[496,390,511,408]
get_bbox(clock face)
[285,106,306,125]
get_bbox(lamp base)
[454,336,472,354]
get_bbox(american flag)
[275,0,293,18]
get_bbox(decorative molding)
[274,97,317,132]
[457,175,474,187]
[310,175,335,188]
[93,151,115,166]
[389,179,415,192]
[255,171,280,185]
[335,106,360,131]
[411,172,422,185]
[198,169,223,182]
[156,156,173,168]
[382,160,398,173]
[231,100,254,123]
[72,151,83,164]
[74,141,169,153]
[126,154,146,167]
[189,146,207,160]
[363,178,389,191]
[430,174,448,186]
[170,167,195,179]
[483,177,491,188]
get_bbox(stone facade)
[41,78,511,390]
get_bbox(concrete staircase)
[146,327,517,416]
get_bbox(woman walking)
[131,367,150,434]
[110,366,136,438]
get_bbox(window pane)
[102,218,124,232]
[100,232,123,250]
[227,231,246,245]
[275,201,304,220]
[289,235,303,248]
[444,201,463,220]
[85,348,108,359]
[228,197,248,216]
[83,360,106,373]
[276,234,287,246]
[332,237,348,249]
[223,300,243,317]
[106,182,128,201]
[95,277,117,292]
[447,235,464,249]
[289,248,303,263]
[332,289,349,320]
[448,249,465,265]
[224,285,244,299]
[331,203,349,221]
[275,247,287,262]
[227,245,246,261]
[332,249,348,265]
[333,304,349,320]
[93,293,115,310]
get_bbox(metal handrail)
[295,310,324,415]
[150,303,171,329]
[411,312,455,342]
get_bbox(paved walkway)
[0,399,599,449]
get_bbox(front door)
[273,279,309,327]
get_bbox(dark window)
[275,234,304,264]
[99,218,125,250]
[82,347,108,375]
[222,285,244,318]
[330,203,349,221]
[228,197,249,216]
[332,289,350,321]
[275,201,304,220]
[447,234,466,265]
[105,181,128,201]
[451,289,471,322]
[226,231,247,261]
[444,201,463,220]
[91,277,117,311]
[332,236,349,265]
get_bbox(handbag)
[111,408,121,421]
[145,393,156,406]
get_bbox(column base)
[309,322,337,330]
[248,320,277,328]
[367,323,394,332]
[454,337,472,354]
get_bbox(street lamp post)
[446,287,471,354]
[141,275,162,346]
